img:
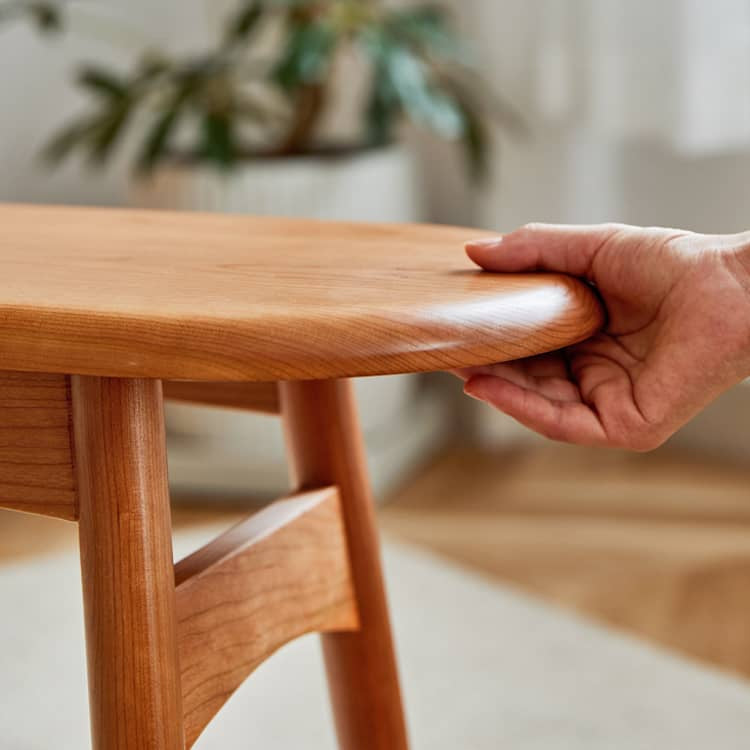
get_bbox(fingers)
[454,357,580,402]
[454,352,568,381]
[465,222,629,279]
[464,374,609,446]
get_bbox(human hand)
[457,223,750,450]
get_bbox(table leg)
[281,379,409,750]
[73,376,184,750]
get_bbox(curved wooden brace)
[174,487,359,747]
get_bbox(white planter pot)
[132,145,447,499]
[134,144,422,222]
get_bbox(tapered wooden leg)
[72,377,184,750]
[280,379,409,750]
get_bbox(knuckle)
[606,411,669,452]
[600,221,629,234]
[520,222,545,234]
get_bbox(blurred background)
[2,1,750,747]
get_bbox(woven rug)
[2,525,749,749]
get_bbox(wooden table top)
[0,203,603,381]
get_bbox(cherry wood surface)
[281,379,409,750]
[0,371,77,520]
[0,203,603,381]
[73,376,184,750]
[175,488,358,747]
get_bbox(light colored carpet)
[2,525,750,749]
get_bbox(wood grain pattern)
[175,488,358,748]
[163,380,279,413]
[281,379,409,750]
[0,371,76,520]
[73,376,184,750]
[0,203,603,381]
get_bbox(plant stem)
[277,82,326,155]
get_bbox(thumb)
[466,222,626,280]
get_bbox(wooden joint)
[162,380,280,414]
[174,486,359,747]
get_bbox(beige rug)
[2,525,750,749]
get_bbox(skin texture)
[458,223,750,451]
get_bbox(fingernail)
[465,236,503,250]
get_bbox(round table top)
[0,203,603,381]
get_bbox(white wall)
[457,0,750,234]
[0,1,226,205]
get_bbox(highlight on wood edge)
[174,486,359,748]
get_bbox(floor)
[8,530,750,749]
[2,442,750,680]
[381,444,750,679]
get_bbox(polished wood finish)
[281,379,409,750]
[0,371,76,520]
[175,487,358,747]
[73,376,184,750]
[163,379,279,413]
[1,203,604,747]
[0,203,603,381]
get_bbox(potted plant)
[6,0,523,497]
[40,1,521,172]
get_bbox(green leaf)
[366,61,400,146]
[0,1,63,33]
[42,118,99,164]
[27,1,61,32]
[78,67,128,100]
[134,55,171,83]
[457,97,489,182]
[199,112,236,169]
[58,68,135,165]
[136,106,180,174]
[45,101,133,167]
[384,43,463,138]
[362,28,465,142]
[88,103,133,164]
[224,0,263,44]
[362,24,494,179]
[386,5,469,63]
[273,20,337,91]
[393,5,447,26]
[136,74,204,173]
